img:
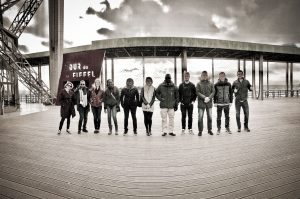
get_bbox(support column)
[290,63,293,97]
[252,57,256,99]
[238,59,241,71]
[38,65,42,103]
[174,57,177,86]
[0,83,3,115]
[49,0,64,98]
[142,56,145,86]
[13,69,19,108]
[286,62,289,97]
[104,57,107,87]
[267,61,269,98]
[181,49,187,82]
[111,58,114,82]
[243,59,246,78]
[212,58,215,84]
[258,55,264,100]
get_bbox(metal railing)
[264,90,300,98]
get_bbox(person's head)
[145,77,153,86]
[126,78,134,87]
[237,70,244,79]
[94,78,101,88]
[201,71,208,81]
[64,81,73,91]
[219,72,226,82]
[107,79,114,88]
[165,74,172,84]
[79,80,86,88]
[184,72,190,82]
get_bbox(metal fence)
[264,90,300,98]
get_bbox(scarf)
[79,89,88,107]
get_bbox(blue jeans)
[91,106,102,130]
[198,107,212,132]
[107,106,118,132]
[235,100,249,129]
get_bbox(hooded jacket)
[156,81,179,109]
[196,79,215,108]
[214,78,233,105]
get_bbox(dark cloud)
[97,28,114,36]
[18,45,29,53]
[122,67,139,72]
[64,40,74,45]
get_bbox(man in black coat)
[179,72,197,135]
[74,80,91,134]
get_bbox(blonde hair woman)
[90,78,104,133]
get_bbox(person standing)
[196,71,215,136]
[90,78,104,134]
[178,72,197,135]
[214,72,233,135]
[232,70,252,132]
[120,78,139,136]
[58,81,76,135]
[74,80,91,134]
[141,77,156,136]
[103,79,120,135]
[156,74,179,136]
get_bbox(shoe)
[188,129,194,135]
[78,130,81,134]
[162,133,167,136]
[217,128,220,135]
[57,130,61,135]
[83,129,88,133]
[226,127,232,134]
[181,129,185,134]
[108,131,112,135]
[237,129,241,133]
[208,131,214,135]
[123,131,128,136]
[134,131,137,135]
[169,133,176,136]
[66,129,71,134]
[115,132,118,135]
[244,128,250,132]
[94,130,99,134]
[198,132,202,136]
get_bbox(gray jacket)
[156,81,179,109]
[232,78,252,101]
[196,80,215,108]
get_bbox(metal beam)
[290,62,293,97]
[258,55,264,100]
[181,49,187,82]
[174,57,177,86]
[252,57,256,99]
[286,62,289,97]
[1,0,21,13]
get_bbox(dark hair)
[165,74,171,79]
[219,72,225,75]
[126,78,134,82]
[184,72,190,76]
[146,77,153,82]
[237,70,244,74]
[107,79,113,84]
[202,71,208,74]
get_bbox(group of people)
[57,69,252,136]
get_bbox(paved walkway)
[0,98,300,198]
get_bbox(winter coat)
[178,81,197,106]
[58,89,76,118]
[104,86,120,109]
[90,87,104,107]
[232,78,252,101]
[120,86,139,108]
[214,78,233,105]
[196,80,215,108]
[74,86,91,111]
[141,85,155,112]
[156,81,179,109]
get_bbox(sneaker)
[188,129,194,135]
[217,128,221,135]
[237,129,241,133]
[169,132,176,136]
[78,130,81,134]
[208,131,214,135]
[244,128,251,132]
[181,129,185,134]
[94,130,99,134]
[83,129,88,133]
[226,127,232,134]
[66,129,71,134]
[198,132,202,136]
[57,130,61,135]
[108,131,112,135]
[123,131,128,136]
[162,133,167,136]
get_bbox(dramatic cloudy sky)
[3,0,300,88]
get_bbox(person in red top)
[90,78,104,133]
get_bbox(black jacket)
[232,78,252,101]
[178,82,197,106]
[58,89,76,118]
[104,86,120,109]
[120,87,139,107]
[74,86,91,110]
[214,79,233,105]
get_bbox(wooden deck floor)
[0,98,300,199]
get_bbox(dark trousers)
[91,106,102,130]
[217,105,230,129]
[143,111,153,132]
[59,116,70,130]
[78,105,89,131]
[198,107,212,132]
[235,100,249,129]
[124,106,137,132]
[180,104,194,129]
[107,106,118,132]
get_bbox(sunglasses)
[80,84,85,85]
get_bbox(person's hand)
[234,88,238,93]
[104,109,107,113]
[146,104,150,109]
[204,97,210,103]
[191,101,195,104]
